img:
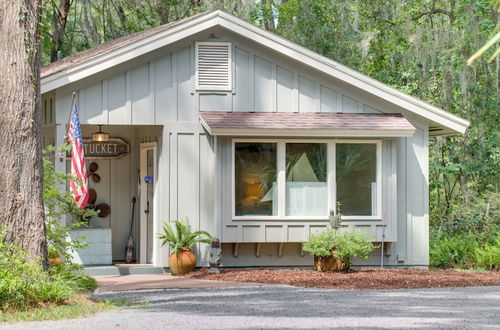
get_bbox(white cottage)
[41,10,469,269]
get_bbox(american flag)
[67,103,89,209]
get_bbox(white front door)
[140,142,157,264]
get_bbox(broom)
[124,197,136,263]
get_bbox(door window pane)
[336,143,377,216]
[286,143,327,216]
[235,143,277,216]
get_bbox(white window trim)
[195,41,232,91]
[232,138,382,221]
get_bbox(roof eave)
[41,9,469,135]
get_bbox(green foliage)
[303,228,375,266]
[157,217,212,255]
[0,229,73,310]
[0,226,96,311]
[474,236,500,270]
[302,230,337,257]
[43,145,98,263]
[430,230,500,270]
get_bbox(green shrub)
[0,229,74,310]
[430,230,500,270]
[474,234,500,270]
[429,231,478,268]
[302,230,336,257]
[303,229,375,267]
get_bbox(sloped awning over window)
[199,112,415,137]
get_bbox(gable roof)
[41,10,469,135]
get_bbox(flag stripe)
[67,103,89,209]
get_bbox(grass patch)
[0,295,150,324]
[0,295,113,323]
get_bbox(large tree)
[0,0,47,264]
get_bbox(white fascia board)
[41,11,221,93]
[207,128,416,138]
[215,13,469,134]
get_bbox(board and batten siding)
[47,28,429,267]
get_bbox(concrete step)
[84,264,167,276]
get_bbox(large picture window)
[232,140,381,220]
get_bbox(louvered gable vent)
[195,42,232,91]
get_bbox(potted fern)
[157,217,212,275]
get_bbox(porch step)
[84,265,166,276]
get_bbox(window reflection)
[235,143,277,216]
[336,143,377,216]
[286,143,327,216]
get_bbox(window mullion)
[277,141,286,218]
[328,142,336,215]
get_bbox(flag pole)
[64,92,77,142]
[59,92,76,162]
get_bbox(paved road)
[3,285,500,329]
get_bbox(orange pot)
[168,248,196,275]
[48,256,64,266]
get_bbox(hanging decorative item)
[89,162,99,172]
[85,161,111,218]
[92,125,109,142]
[88,162,101,183]
[95,203,111,218]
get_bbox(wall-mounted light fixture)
[92,125,109,142]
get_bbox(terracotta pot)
[313,251,349,272]
[48,255,64,266]
[168,248,196,275]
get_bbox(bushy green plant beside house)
[429,190,499,270]
[0,229,74,310]
[303,228,375,271]
[430,230,500,270]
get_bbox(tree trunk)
[50,0,71,63]
[0,0,47,266]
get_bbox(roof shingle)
[199,112,415,137]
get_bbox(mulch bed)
[184,268,500,290]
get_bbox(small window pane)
[286,143,327,216]
[235,143,277,216]
[336,143,377,216]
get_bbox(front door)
[140,142,156,264]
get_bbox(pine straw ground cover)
[185,268,500,290]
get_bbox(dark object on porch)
[208,238,222,273]
[95,203,110,217]
[125,197,136,263]
[88,188,97,204]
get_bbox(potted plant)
[303,229,376,272]
[157,217,212,275]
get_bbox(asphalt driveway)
[3,285,499,329]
